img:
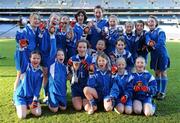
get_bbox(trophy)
[117,26,124,37]
[18,15,27,29]
[71,61,80,84]
[102,26,109,39]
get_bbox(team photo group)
[13,5,170,119]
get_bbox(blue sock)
[156,77,161,93]
[89,99,97,107]
[161,77,168,94]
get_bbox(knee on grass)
[143,103,154,117]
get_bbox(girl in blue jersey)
[14,50,43,119]
[14,13,41,98]
[87,5,108,49]
[132,57,157,116]
[146,16,170,100]
[37,13,60,102]
[134,20,148,62]
[83,53,113,114]
[73,10,88,41]
[56,15,69,53]
[48,45,67,112]
[91,39,106,63]
[123,21,136,61]
[110,38,134,71]
[109,57,133,114]
[67,39,93,111]
[103,15,120,54]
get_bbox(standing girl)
[103,15,120,54]
[146,16,170,100]
[87,5,108,50]
[73,10,88,41]
[14,12,41,99]
[37,13,60,102]
[123,21,136,61]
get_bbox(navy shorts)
[150,53,170,71]
[71,83,86,98]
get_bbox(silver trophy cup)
[71,61,80,84]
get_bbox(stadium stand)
[0,0,179,39]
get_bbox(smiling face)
[30,14,40,28]
[135,57,146,73]
[77,13,85,24]
[96,40,106,52]
[50,14,59,26]
[116,40,125,52]
[61,16,70,28]
[77,42,87,57]
[147,17,157,31]
[109,17,117,28]
[30,53,41,68]
[97,56,107,71]
[57,50,65,63]
[116,58,126,72]
[125,23,134,33]
[94,8,103,20]
[135,23,144,34]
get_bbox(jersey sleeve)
[33,73,43,99]
[155,30,166,49]
[87,74,97,88]
[109,81,120,99]
[124,75,134,98]
[148,75,157,96]
[49,35,57,65]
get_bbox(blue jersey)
[88,69,114,99]
[73,23,84,41]
[48,61,67,96]
[110,71,133,99]
[111,49,134,71]
[132,70,157,100]
[104,27,120,54]
[55,31,67,53]
[134,30,148,60]
[37,29,51,56]
[66,33,78,61]
[87,19,108,49]
[15,25,39,70]
[146,27,170,71]
[37,30,56,67]
[69,54,93,98]
[15,28,28,70]
[24,24,38,53]
[123,32,136,58]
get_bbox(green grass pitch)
[0,39,180,123]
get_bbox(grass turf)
[0,39,180,123]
